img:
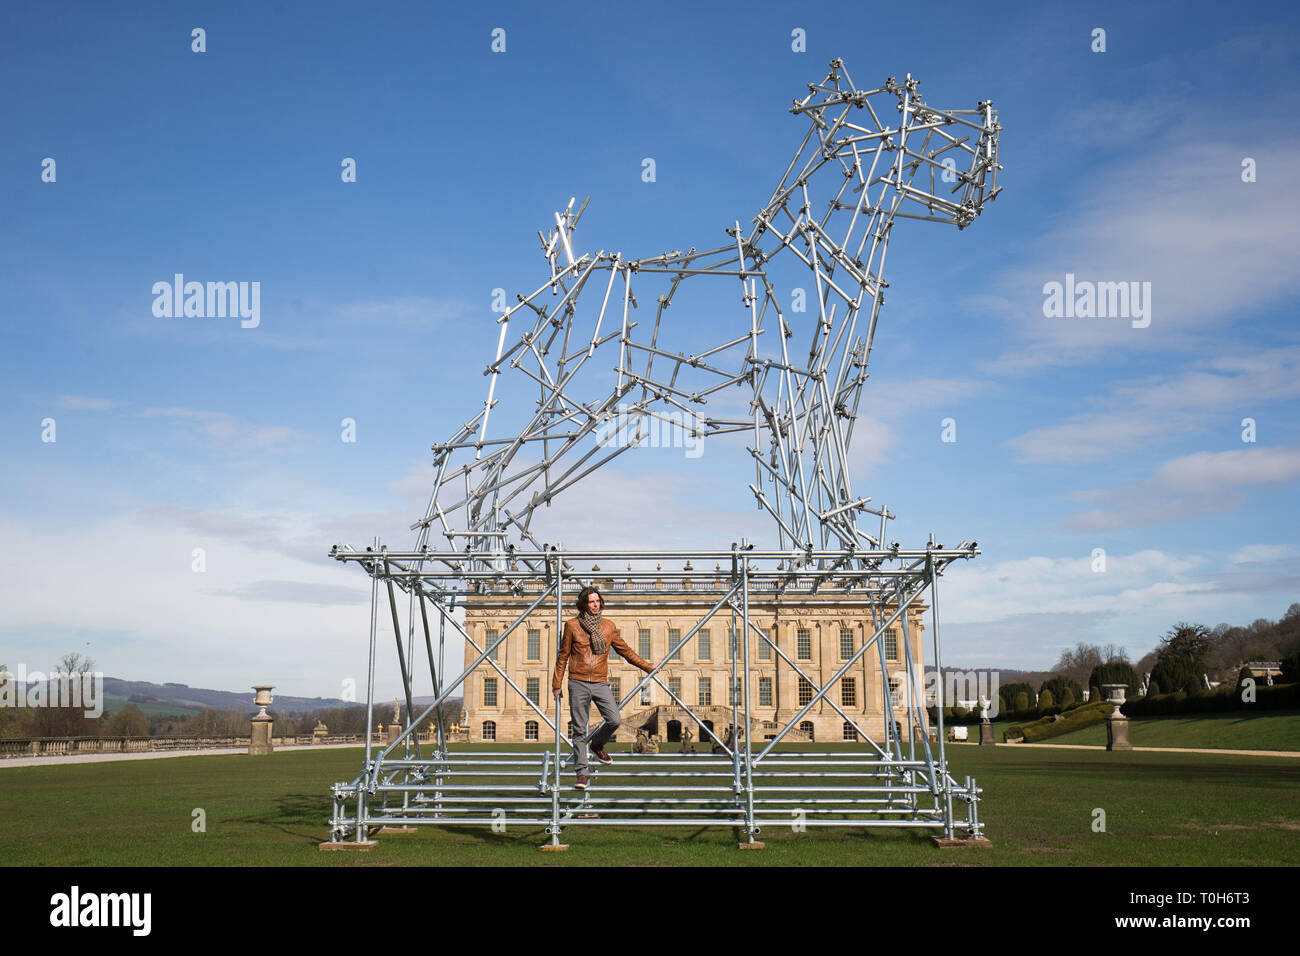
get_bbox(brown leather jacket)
[553,617,653,691]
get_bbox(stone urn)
[249,685,275,755]
[1101,683,1131,751]
[253,686,274,718]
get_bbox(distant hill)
[101,678,352,715]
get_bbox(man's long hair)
[575,585,603,614]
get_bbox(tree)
[1101,643,1129,663]
[26,653,100,737]
[272,712,297,737]
[999,681,1035,714]
[1280,652,1300,685]
[181,707,250,737]
[1051,642,1104,687]
[104,705,149,737]
[1151,623,1211,695]
[1158,622,1211,667]
[1059,688,1076,710]
[1037,688,1055,714]
[1089,660,1139,700]
[1151,658,1202,696]
[1039,675,1084,710]
[1012,691,1029,713]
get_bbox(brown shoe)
[591,745,614,765]
[575,774,588,790]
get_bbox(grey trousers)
[569,678,621,775]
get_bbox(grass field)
[100,694,200,718]
[3,740,1298,866]
[1040,709,1300,751]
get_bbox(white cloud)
[0,513,376,698]
[941,548,1211,625]
[138,406,312,452]
[1007,348,1300,464]
[1064,447,1300,531]
[1228,544,1299,566]
[935,547,1251,666]
[977,139,1300,372]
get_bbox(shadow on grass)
[230,793,336,844]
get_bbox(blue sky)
[2,0,1298,698]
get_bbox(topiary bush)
[1017,700,1112,743]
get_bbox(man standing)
[553,585,658,790]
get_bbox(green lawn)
[1041,709,1300,751]
[2,740,1298,866]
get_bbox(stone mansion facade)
[460,570,929,746]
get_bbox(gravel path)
[953,741,1300,758]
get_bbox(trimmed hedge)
[926,706,988,726]
[1122,681,1300,717]
[1003,700,1112,743]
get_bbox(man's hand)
[553,688,563,701]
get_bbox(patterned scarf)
[579,608,607,654]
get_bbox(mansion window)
[796,629,811,661]
[839,629,854,660]
[668,676,682,699]
[485,628,499,661]
[758,676,773,707]
[884,629,899,661]
[698,677,712,707]
[697,628,711,662]
[841,677,857,708]
[730,677,742,706]
[482,720,496,741]
[798,677,814,707]
[483,677,498,708]
[758,627,773,661]
[610,677,621,701]
[668,628,682,661]
[843,721,858,741]
[638,629,652,659]
[527,629,541,662]
[526,677,540,705]
[525,720,539,740]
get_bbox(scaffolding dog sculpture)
[326,60,1002,850]
[413,59,1001,560]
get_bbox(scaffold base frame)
[323,541,986,849]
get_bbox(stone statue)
[712,724,734,754]
[393,698,402,727]
[635,728,652,753]
[681,726,695,754]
